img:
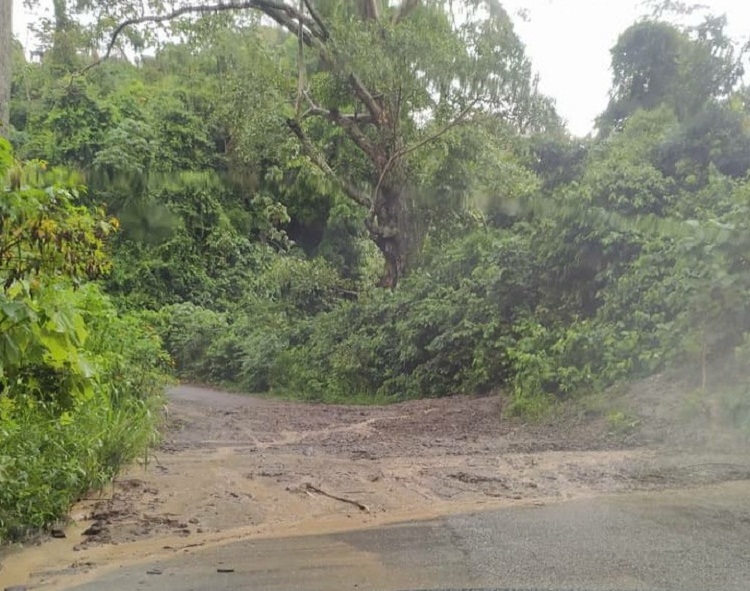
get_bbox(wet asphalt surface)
[63,481,750,591]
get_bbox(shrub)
[0,285,169,543]
[0,145,170,542]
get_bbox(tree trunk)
[367,180,413,289]
[0,0,12,137]
[371,222,405,289]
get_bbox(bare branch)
[295,0,305,116]
[303,109,375,125]
[400,99,479,159]
[393,85,403,138]
[286,119,372,208]
[253,3,323,46]
[348,74,384,123]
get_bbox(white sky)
[502,0,750,135]
[11,0,750,136]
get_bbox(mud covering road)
[2,383,749,590]
[46,481,750,591]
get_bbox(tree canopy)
[22,0,560,286]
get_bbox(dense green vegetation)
[0,139,170,541]
[2,0,750,539]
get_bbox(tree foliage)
[599,16,746,133]
[0,0,11,136]
[74,0,560,287]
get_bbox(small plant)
[606,409,642,435]
[506,392,557,421]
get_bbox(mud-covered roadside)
[3,382,749,590]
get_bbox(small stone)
[216,568,235,573]
[83,522,105,536]
[146,569,163,575]
[50,529,66,538]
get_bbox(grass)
[506,392,557,420]
[605,409,642,435]
[0,392,163,544]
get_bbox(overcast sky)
[11,0,750,136]
[502,0,749,135]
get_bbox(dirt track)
[3,383,750,590]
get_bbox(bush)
[0,285,169,542]
[265,230,541,402]
[0,389,159,541]
[0,146,170,542]
[159,303,228,381]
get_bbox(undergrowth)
[0,144,171,543]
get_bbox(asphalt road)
[63,481,750,591]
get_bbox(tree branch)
[295,0,305,116]
[79,0,324,75]
[400,99,479,159]
[81,0,386,131]
[303,92,380,163]
[302,0,329,40]
[286,119,372,208]
[261,2,323,47]
[347,74,384,123]
[302,109,375,124]
[371,98,479,202]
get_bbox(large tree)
[0,0,11,137]
[598,16,745,134]
[89,0,555,287]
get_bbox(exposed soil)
[3,379,749,590]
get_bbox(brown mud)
[2,382,749,590]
